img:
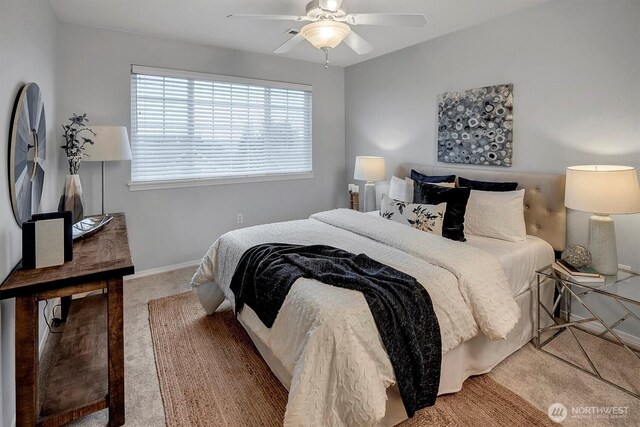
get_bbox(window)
[130,66,313,189]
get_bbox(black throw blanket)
[229,243,442,416]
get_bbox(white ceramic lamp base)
[587,214,618,275]
[363,181,376,212]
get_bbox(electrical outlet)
[237,213,244,224]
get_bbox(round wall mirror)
[9,82,46,227]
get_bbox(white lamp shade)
[565,165,640,214]
[84,126,132,162]
[300,21,351,49]
[354,156,386,182]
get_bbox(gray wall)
[1,1,638,423]
[345,0,640,272]
[57,23,346,272]
[0,1,60,425]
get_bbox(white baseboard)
[124,259,200,280]
[561,310,640,348]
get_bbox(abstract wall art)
[437,84,513,167]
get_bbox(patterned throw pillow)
[380,194,447,235]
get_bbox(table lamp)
[354,156,386,212]
[83,126,132,215]
[565,165,640,275]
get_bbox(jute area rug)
[149,292,554,426]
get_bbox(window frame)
[128,65,314,191]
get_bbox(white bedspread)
[465,234,554,296]
[191,209,519,426]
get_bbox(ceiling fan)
[228,0,427,68]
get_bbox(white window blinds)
[130,66,312,184]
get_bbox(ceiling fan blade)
[227,14,308,22]
[343,31,374,55]
[319,0,343,12]
[274,32,305,54]
[345,13,427,27]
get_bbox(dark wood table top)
[0,213,135,299]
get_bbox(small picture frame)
[22,211,73,269]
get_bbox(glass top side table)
[535,266,640,399]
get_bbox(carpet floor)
[149,291,555,427]
[48,266,638,426]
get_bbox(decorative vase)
[58,174,84,224]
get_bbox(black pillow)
[458,177,518,192]
[413,182,471,242]
[410,169,456,184]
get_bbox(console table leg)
[60,295,72,322]
[15,295,39,426]
[107,277,125,426]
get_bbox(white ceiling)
[49,0,548,67]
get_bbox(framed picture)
[22,211,73,269]
[437,84,513,167]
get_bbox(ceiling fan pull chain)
[323,47,329,69]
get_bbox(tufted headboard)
[398,164,566,251]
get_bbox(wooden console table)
[0,213,135,427]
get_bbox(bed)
[190,164,566,426]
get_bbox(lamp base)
[363,181,376,212]
[588,214,618,275]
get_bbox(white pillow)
[380,194,446,235]
[388,177,452,203]
[388,175,413,202]
[464,189,526,242]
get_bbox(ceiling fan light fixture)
[300,20,351,49]
[323,0,340,11]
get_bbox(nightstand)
[535,266,640,398]
[0,213,134,426]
